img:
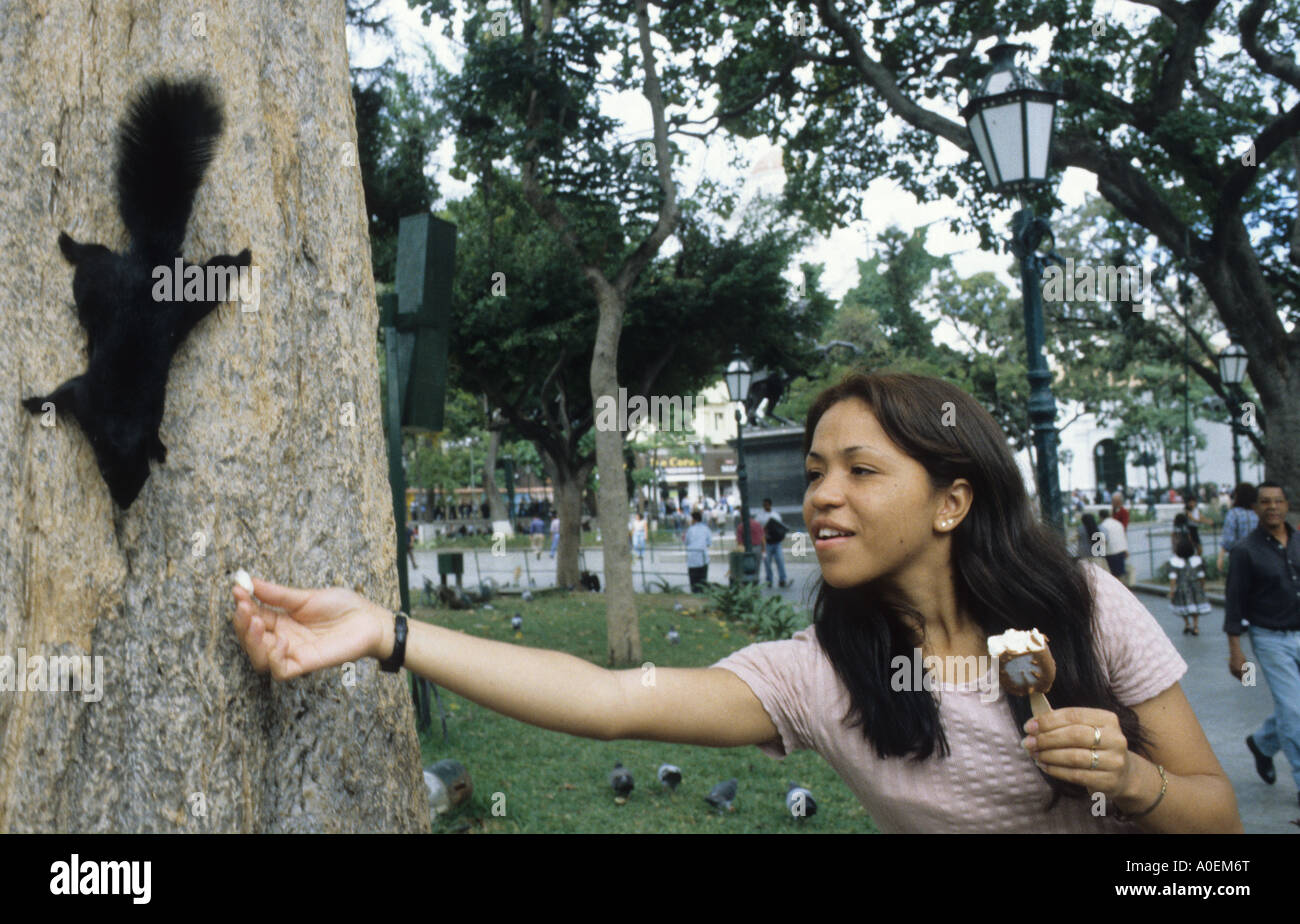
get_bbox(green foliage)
[745,593,806,642]
[703,582,806,641]
[443,172,832,496]
[654,0,1300,323]
[775,223,1036,449]
[352,62,442,283]
[703,580,762,623]
[645,576,687,594]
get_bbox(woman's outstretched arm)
[231,577,779,748]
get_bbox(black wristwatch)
[379,611,408,673]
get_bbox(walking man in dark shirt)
[1225,481,1300,804]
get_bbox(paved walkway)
[410,545,1298,832]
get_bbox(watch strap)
[379,611,408,673]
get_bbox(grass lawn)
[412,589,877,833]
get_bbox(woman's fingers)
[243,611,272,673]
[233,584,277,631]
[250,577,312,612]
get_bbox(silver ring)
[1092,725,1102,747]
[1089,749,1099,770]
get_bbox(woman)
[230,371,1240,833]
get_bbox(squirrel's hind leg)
[57,232,109,265]
[22,374,86,424]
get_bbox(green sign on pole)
[380,214,456,737]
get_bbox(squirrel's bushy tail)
[114,78,224,260]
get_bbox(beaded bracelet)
[1116,763,1167,821]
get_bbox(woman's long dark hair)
[805,371,1152,807]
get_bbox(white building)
[1016,400,1265,503]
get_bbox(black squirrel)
[23,78,251,510]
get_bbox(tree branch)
[1240,0,1300,90]
[813,0,969,151]
[1056,134,1198,264]
[614,0,681,299]
[1216,100,1300,233]
[1138,0,1220,122]
[1128,0,1184,17]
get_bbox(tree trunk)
[1196,221,1300,500]
[591,280,641,665]
[0,1,427,831]
[1253,362,1300,495]
[482,426,507,523]
[542,451,590,590]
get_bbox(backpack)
[764,516,789,543]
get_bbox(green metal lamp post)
[962,38,1065,532]
[1218,343,1249,486]
[725,353,759,585]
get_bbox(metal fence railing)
[1129,525,1222,582]
[1070,523,1224,583]
[412,530,815,596]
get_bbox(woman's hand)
[1021,707,1137,801]
[230,577,385,680]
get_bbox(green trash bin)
[729,549,760,586]
[438,552,464,587]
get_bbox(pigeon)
[610,761,634,803]
[667,626,680,645]
[657,763,682,791]
[511,613,522,632]
[521,589,533,602]
[785,781,818,819]
[705,778,738,813]
[673,602,684,613]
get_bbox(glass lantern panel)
[967,113,999,186]
[1025,100,1055,182]
[983,100,1026,185]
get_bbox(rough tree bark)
[0,1,427,831]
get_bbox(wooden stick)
[1029,692,1051,717]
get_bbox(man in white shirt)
[1098,509,1128,580]
[682,510,713,592]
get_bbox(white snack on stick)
[233,569,256,599]
[986,628,1048,660]
[986,627,1055,717]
